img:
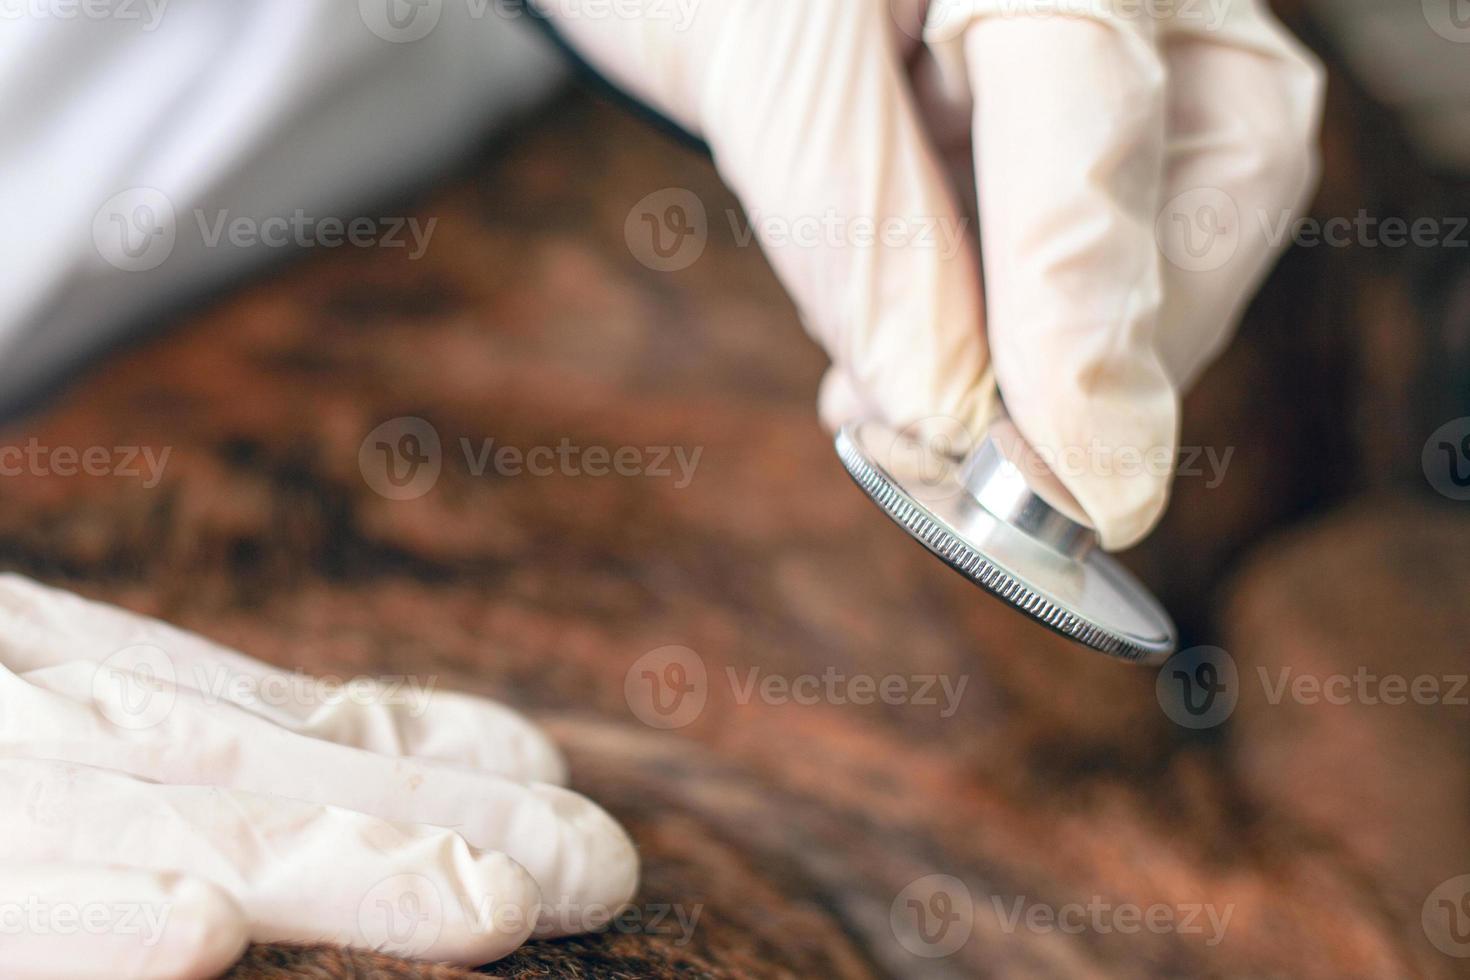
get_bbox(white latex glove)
[0,575,638,978]
[537,0,1324,549]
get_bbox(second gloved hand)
[533,0,1323,549]
[0,574,638,978]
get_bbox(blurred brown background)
[1,2,1468,977]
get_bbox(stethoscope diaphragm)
[836,419,1177,664]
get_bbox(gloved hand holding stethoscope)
[535,0,1324,551]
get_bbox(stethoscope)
[836,412,1177,664]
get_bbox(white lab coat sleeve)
[0,0,566,412]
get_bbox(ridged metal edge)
[836,428,1157,664]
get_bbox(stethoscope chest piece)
[836,419,1177,664]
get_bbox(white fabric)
[0,0,566,411]
[0,575,638,977]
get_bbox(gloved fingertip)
[1090,473,1172,552]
